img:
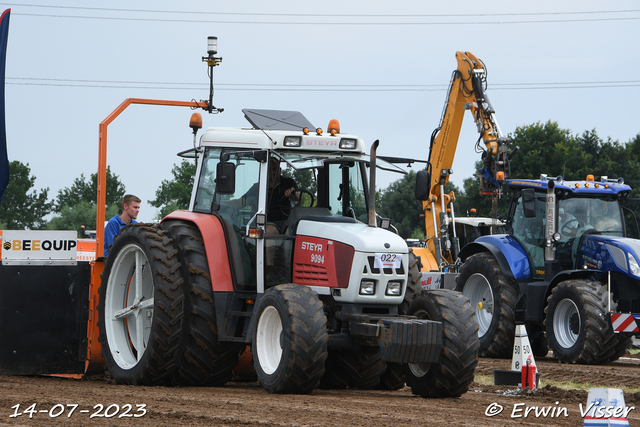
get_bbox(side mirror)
[415,170,432,201]
[522,188,536,218]
[216,161,236,195]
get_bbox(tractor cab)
[184,109,407,294]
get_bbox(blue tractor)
[456,174,640,363]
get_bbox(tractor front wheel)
[545,280,628,364]
[403,289,479,398]
[252,284,327,394]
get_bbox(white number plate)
[374,253,403,269]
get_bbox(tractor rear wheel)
[162,220,244,386]
[252,284,327,394]
[399,250,423,315]
[456,252,518,358]
[377,363,405,390]
[320,347,386,390]
[98,224,184,385]
[403,289,479,398]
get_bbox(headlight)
[629,253,640,276]
[339,138,357,149]
[359,280,376,295]
[385,281,402,296]
[283,136,301,147]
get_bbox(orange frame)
[86,98,207,371]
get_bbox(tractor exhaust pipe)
[368,140,380,227]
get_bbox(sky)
[2,1,639,222]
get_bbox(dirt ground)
[1,352,640,427]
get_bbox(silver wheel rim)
[104,243,154,370]
[464,273,494,338]
[554,299,580,349]
[256,305,283,375]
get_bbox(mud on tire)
[456,252,518,358]
[98,224,185,385]
[403,289,479,398]
[162,220,244,386]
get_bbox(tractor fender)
[162,211,234,292]
[458,235,531,281]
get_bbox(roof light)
[496,171,505,181]
[189,112,203,133]
[303,127,310,135]
[339,138,356,149]
[575,183,580,188]
[207,36,218,55]
[585,183,590,187]
[586,174,594,181]
[283,136,301,147]
[595,183,599,188]
[328,119,340,134]
[316,128,323,135]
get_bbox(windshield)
[558,196,624,237]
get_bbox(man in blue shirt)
[104,194,141,256]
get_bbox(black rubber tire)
[162,220,244,386]
[399,250,423,315]
[98,224,185,385]
[455,252,518,358]
[596,334,633,364]
[252,284,328,394]
[403,289,479,398]
[377,363,405,390]
[319,347,386,390]
[545,280,616,364]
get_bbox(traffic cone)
[493,324,540,387]
[511,324,536,371]
[583,388,630,426]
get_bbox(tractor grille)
[293,262,330,286]
[366,256,405,275]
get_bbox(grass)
[474,374,640,394]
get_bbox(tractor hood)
[577,234,640,277]
[295,220,408,254]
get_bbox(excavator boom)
[415,51,513,269]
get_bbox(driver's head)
[268,157,281,187]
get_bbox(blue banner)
[0,9,10,205]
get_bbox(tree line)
[2,121,640,238]
[0,160,195,236]
[377,121,640,238]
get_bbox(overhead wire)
[7,77,640,92]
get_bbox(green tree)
[0,161,52,229]
[149,160,196,219]
[46,201,120,237]
[377,170,423,238]
[54,166,125,212]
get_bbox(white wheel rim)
[104,243,154,370]
[554,299,580,349]
[464,273,494,338]
[256,305,283,375]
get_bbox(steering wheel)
[561,218,582,237]
[279,189,315,216]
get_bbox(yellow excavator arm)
[414,51,514,270]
